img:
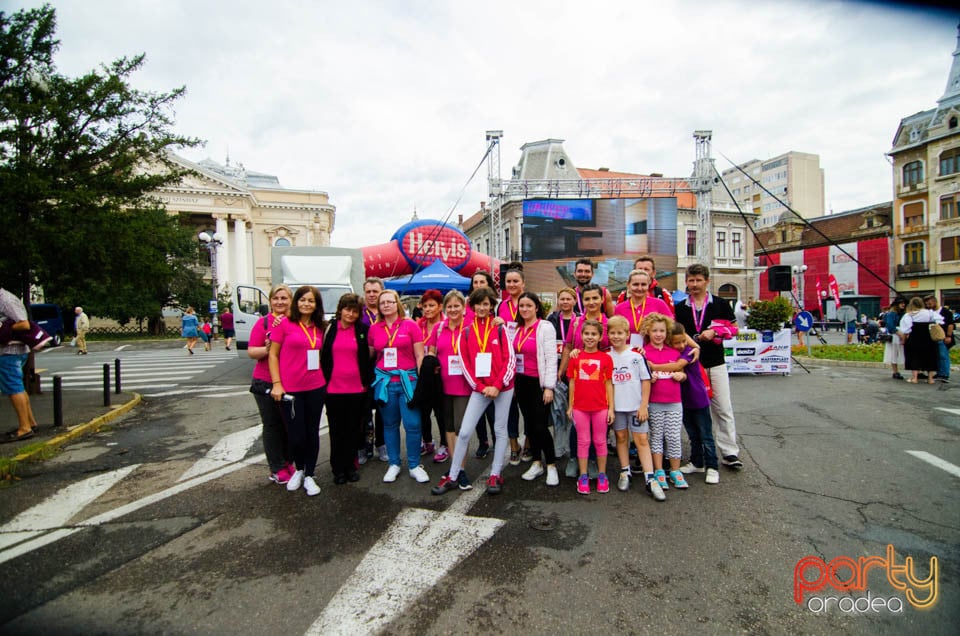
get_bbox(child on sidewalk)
[642,312,689,493]
[606,316,663,501]
[566,319,614,495]
[672,323,720,484]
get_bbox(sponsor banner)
[723,329,792,374]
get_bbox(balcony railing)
[897,262,929,277]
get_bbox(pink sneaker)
[271,465,293,485]
[597,473,610,493]
[433,445,449,463]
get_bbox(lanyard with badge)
[504,299,519,342]
[448,321,464,376]
[472,317,494,377]
[692,294,710,335]
[382,321,400,369]
[514,320,538,374]
[629,296,647,348]
[556,316,568,355]
[299,322,320,370]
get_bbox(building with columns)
[152,154,336,294]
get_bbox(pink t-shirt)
[643,343,682,404]
[515,321,541,378]
[369,318,422,380]
[565,314,610,351]
[614,296,672,334]
[426,320,471,396]
[326,323,365,394]
[497,297,521,345]
[249,314,285,382]
[271,318,326,393]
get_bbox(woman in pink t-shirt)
[321,293,374,485]
[268,285,327,497]
[369,289,428,484]
[425,290,471,471]
[614,269,673,347]
[498,268,526,463]
[247,284,294,486]
[417,289,446,461]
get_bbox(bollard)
[53,375,63,428]
[115,358,122,394]
[103,364,111,407]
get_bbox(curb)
[9,393,142,467]
[792,357,886,369]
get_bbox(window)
[904,241,925,265]
[939,148,960,176]
[950,116,958,130]
[942,236,960,261]
[274,237,291,247]
[731,231,743,259]
[902,161,923,186]
[903,201,924,228]
[716,230,727,258]
[686,229,697,257]
[942,195,959,221]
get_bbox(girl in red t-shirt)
[566,319,614,495]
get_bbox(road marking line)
[934,407,960,416]
[306,486,502,636]
[0,454,266,565]
[141,386,248,397]
[178,426,263,482]
[114,345,130,351]
[0,465,141,551]
[906,451,960,478]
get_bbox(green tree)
[0,4,203,331]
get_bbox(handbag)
[930,323,946,342]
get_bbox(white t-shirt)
[608,348,651,412]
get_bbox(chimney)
[598,167,610,172]
[458,214,463,227]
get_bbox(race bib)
[506,322,518,343]
[475,352,492,377]
[383,347,398,369]
[612,370,632,385]
[516,354,525,374]
[448,355,463,375]
[307,349,320,371]
[555,339,564,355]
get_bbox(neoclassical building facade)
[152,154,336,293]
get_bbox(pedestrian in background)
[899,297,943,385]
[220,306,235,351]
[200,317,212,351]
[0,287,39,443]
[248,284,295,485]
[181,307,200,355]
[883,297,908,379]
[924,295,953,383]
[74,306,89,355]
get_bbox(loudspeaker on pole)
[767,265,793,292]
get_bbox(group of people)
[181,307,235,354]
[883,295,953,384]
[248,257,745,500]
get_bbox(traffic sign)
[794,311,814,332]
[836,305,857,324]
[209,300,218,314]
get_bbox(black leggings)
[326,392,366,476]
[515,374,555,464]
[285,387,325,477]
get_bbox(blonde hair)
[377,289,406,319]
[443,289,466,308]
[607,315,629,333]
[640,312,673,336]
[269,284,293,301]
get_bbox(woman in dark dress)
[899,297,944,385]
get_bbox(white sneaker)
[679,462,705,474]
[377,445,389,462]
[617,469,631,492]
[545,465,559,486]
[522,462,544,481]
[705,468,720,485]
[646,478,666,502]
[409,465,430,483]
[383,464,402,482]
[303,476,321,496]
[286,469,304,491]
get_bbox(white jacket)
[529,319,558,390]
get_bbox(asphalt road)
[0,344,957,635]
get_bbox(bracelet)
[272,381,281,385]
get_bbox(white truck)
[233,246,365,349]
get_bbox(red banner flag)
[828,274,841,309]
[815,277,822,310]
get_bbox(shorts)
[0,353,28,395]
[614,410,649,434]
[223,329,236,338]
[846,322,856,335]
[442,394,469,434]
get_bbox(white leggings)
[448,388,514,481]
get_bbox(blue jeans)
[380,381,422,468]
[937,341,951,379]
[682,405,718,470]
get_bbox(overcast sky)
[10,0,960,247]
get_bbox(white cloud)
[10,0,960,245]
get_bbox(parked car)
[30,303,66,346]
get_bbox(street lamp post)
[791,264,808,309]
[199,231,224,337]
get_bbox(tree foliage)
[0,4,204,329]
